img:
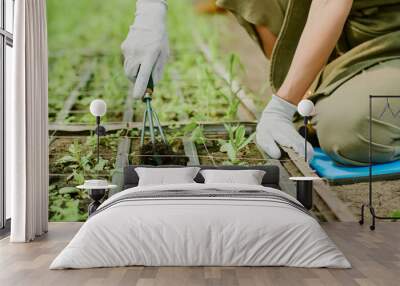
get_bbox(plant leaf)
[94,158,108,171]
[59,187,79,194]
[239,132,256,151]
[221,143,237,162]
[235,126,246,147]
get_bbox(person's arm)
[256,0,352,159]
[277,0,353,105]
[255,25,277,59]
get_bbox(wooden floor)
[0,222,399,286]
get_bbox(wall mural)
[48,0,400,223]
[47,0,264,221]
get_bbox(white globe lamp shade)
[90,99,107,117]
[297,99,315,117]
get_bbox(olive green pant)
[313,59,400,166]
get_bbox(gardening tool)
[140,76,167,147]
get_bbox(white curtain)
[8,0,49,242]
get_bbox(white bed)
[50,183,351,269]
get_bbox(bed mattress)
[50,183,350,269]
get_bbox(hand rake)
[140,76,167,147]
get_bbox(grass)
[391,210,400,218]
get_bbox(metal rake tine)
[140,108,148,147]
[153,110,167,145]
[146,98,156,146]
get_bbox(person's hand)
[256,95,314,160]
[121,0,169,99]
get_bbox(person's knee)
[319,134,370,166]
[314,60,400,165]
[316,106,370,165]
[316,97,400,166]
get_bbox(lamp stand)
[94,116,106,164]
[304,116,309,163]
[88,189,107,215]
[297,116,314,210]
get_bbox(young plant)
[224,53,244,119]
[182,121,206,145]
[55,136,115,184]
[190,125,206,145]
[50,133,120,222]
[49,183,89,222]
[218,124,256,165]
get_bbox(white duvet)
[50,183,351,269]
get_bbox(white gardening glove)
[121,0,169,99]
[256,95,314,160]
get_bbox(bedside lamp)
[81,100,110,216]
[291,99,318,210]
[298,99,315,163]
[90,99,107,163]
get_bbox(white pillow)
[136,167,200,186]
[200,169,266,185]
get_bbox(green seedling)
[50,133,120,222]
[55,135,118,185]
[49,183,89,222]
[190,126,206,145]
[218,124,256,165]
[181,121,206,145]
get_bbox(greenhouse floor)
[1,222,399,286]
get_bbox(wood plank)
[256,145,297,198]
[183,137,200,166]
[49,122,132,133]
[283,147,357,222]
[110,137,131,195]
[49,121,256,132]
[279,156,337,222]
[312,191,338,222]
[110,86,134,195]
